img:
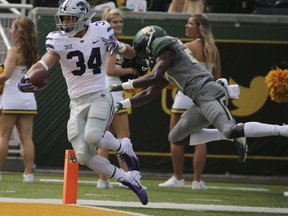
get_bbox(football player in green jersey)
[110,25,288,163]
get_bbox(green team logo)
[69,154,77,163]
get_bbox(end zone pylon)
[62,149,79,204]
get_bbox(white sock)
[244,122,288,137]
[99,131,120,150]
[86,155,115,177]
[189,128,231,146]
[112,167,127,182]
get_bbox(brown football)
[27,68,50,90]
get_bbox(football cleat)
[233,137,248,163]
[118,138,139,171]
[118,171,148,205]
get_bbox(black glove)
[114,102,124,112]
[120,56,149,82]
[109,84,124,92]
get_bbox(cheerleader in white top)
[0,17,38,183]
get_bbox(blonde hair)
[192,13,217,67]
[13,16,39,68]
[101,8,123,22]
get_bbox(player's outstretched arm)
[115,79,168,112]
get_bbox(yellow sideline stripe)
[118,35,288,44]
[109,151,288,161]
[0,203,136,216]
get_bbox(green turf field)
[0,172,288,215]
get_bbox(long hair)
[101,8,123,23]
[192,13,217,67]
[13,16,39,68]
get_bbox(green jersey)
[151,36,213,100]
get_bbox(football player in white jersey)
[17,0,148,205]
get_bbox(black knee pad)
[230,123,245,138]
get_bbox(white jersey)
[1,66,37,114]
[45,21,114,98]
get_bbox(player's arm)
[114,79,169,111]
[110,50,175,91]
[101,37,136,59]
[26,50,60,76]
[106,53,137,76]
[18,50,60,92]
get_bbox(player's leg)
[168,103,209,144]
[234,122,288,138]
[109,112,130,171]
[86,154,147,204]
[67,92,147,204]
[97,112,129,188]
[83,90,138,170]
[199,88,247,162]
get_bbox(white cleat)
[192,180,207,190]
[158,175,185,188]
[96,179,113,189]
[23,174,34,183]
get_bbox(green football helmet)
[133,25,167,66]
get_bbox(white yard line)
[0,197,287,214]
[40,178,269,191]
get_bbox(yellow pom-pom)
[265,68,288,103]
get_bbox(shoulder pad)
[151,36,175,57]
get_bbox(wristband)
[122,80,134,89]
[118,42,126,53]
[227,85,240,99]
[38,60,49,71]
[121,98,131,108]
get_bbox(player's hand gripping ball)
[18,68,50,92]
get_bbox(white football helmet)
[55,0,95,37]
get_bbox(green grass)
[0,172,288,215]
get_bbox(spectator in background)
[147,0,170,11]
[211,0,255,13]
[159,13,221,189]
[97,8,137,189]
[0,16,39,183]
[168,0,207,13]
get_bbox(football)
[26,68,50,90]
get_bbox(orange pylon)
[62,149,79,204]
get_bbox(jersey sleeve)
[45,31,61,51]
[151,36,174,58]
[93,21,115,40]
